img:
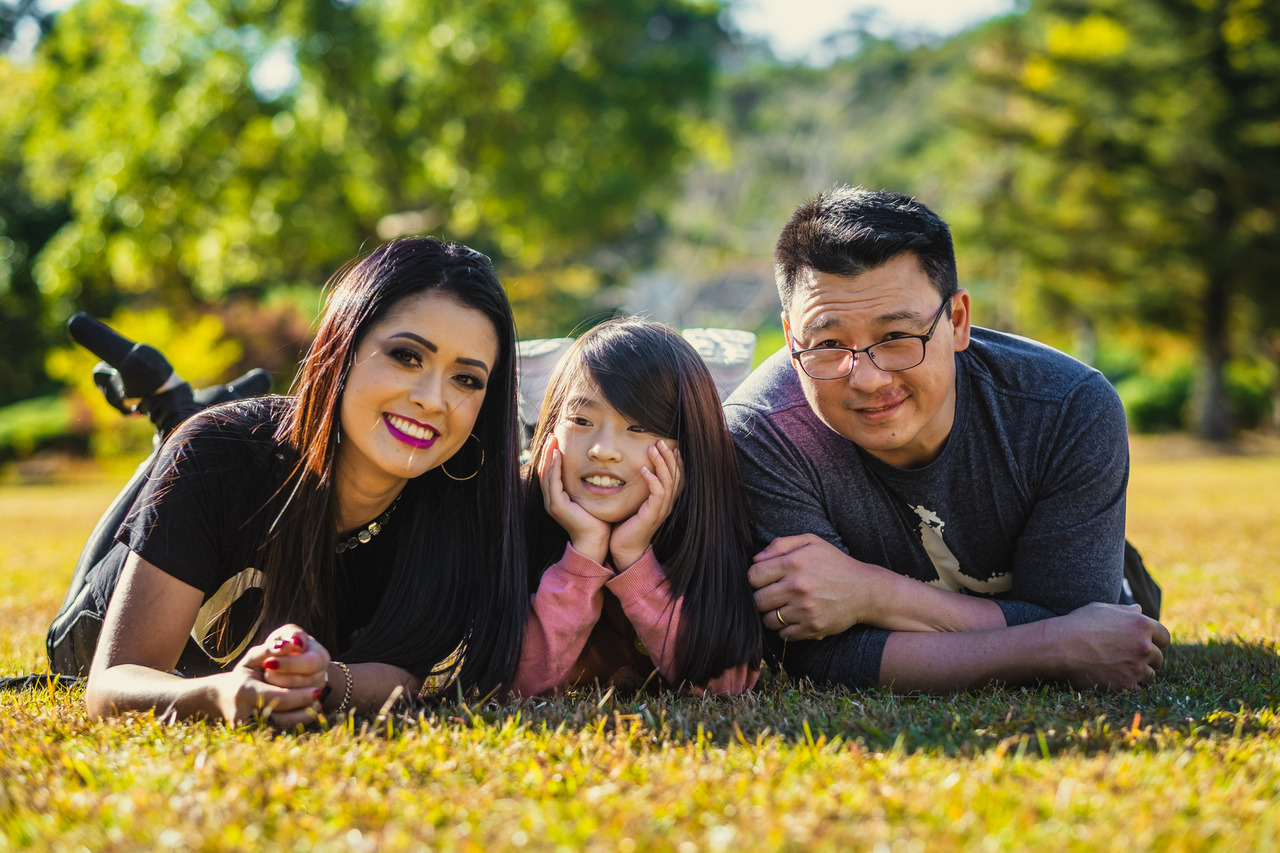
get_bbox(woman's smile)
[384,413,439,448]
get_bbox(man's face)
[782,253,971,469]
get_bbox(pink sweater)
[509,544,760,697]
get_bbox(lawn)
[2,438,1279,852]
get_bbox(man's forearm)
[866,570,1008,634]
[876,602,1168,693]
[878,620,1061,691]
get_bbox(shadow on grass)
[5,642,1274,759]
[418,639,1279,757]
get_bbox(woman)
[82,237,527,725]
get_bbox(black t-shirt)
[117,397,395,668]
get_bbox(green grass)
[2,439,1279,851]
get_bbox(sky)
[727,0,1020,64]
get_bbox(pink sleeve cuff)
[559,543,616,580]
[605,547,667,600]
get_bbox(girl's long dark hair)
[253,236,526,696]
[524,319,762,687]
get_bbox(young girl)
[511,318,762,696]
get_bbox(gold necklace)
[335,496,399,554]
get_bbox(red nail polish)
[272,640,286,651]
[263,659,279,670]
[313,688,324,700]
[292,635,306,649]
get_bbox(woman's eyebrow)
[388,332,490,374]
[388,331,437,352]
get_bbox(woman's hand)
[217,624,329,727]
[609,440,682,571]
[540,436,611,564]
[255,624,331,688]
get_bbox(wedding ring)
[775,609,788,628]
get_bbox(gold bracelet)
[332,661,353,716]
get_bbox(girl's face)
[550,377,677,524]
[337,290,498,496]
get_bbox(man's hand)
[748,534,890,640]
[1048,602,1171,690]
[750,535,1016,641]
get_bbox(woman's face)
[337,290,499,496]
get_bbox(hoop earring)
[441,434,484,481]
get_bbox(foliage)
[0,0,725,409]
[2,444,1280,849]
[962,0,1280,439]
[6,0,1280,442]
[1093,329,1274,433]
[650,33,986,332]
[0,395,79,461]
[0,24,68,407]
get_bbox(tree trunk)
[1195,270,1234,441]
[1192,0,1239,443]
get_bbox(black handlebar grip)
[228,368,273,398]
[192,368,274,408]
[67,312,175,398]
[67,312,133,367]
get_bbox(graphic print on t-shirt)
[912,505,1011,594]
[190,567,264,663]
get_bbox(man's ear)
[781,312,801,373]
[950,289,972,352]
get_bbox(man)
[724,186,1169,692]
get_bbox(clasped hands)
[220,623,335,727]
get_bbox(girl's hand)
[217,624,329,727]
[609,440,682,571]
[539,436,611,564]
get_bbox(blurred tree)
[0,4,69,405]
[0,0,723,405]
[965,0,1280,439]
[649,26,1021,334]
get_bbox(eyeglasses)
[789,298,950,380]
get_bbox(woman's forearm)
[86,664,231,720]
[328,661,422,714]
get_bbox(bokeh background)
[1,0,1277,469]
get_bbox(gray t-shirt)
[724,327,1130,688]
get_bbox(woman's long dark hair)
[255,236,526,697]
[524,319,762,687]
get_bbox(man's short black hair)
[774,186,958,313]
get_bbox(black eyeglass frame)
[788,297,952,380]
